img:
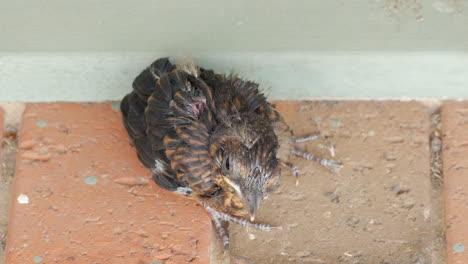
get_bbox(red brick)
[6,103,211,264]
[442,102,468,264]
[229,101,437,263]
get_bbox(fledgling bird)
[120,57,340,248]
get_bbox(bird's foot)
[203,204,230,249]
[201,203,281,249]
[292,149,342,169]
[293,133,341,169]
[284,134,342,184]
[294,133,321,143]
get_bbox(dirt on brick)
[222,101,446,264]
[0,103,24,264]
[441,102,468,264]
[0,101,448,264]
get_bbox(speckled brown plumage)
[121,57,340,248]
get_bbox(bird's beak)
[247,191,261,222]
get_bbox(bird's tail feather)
[132,57,176,102]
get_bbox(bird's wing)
[122,58,220,195]
[122,58,188,192]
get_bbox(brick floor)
[228,101,442,263]
[4,101,468,263]
[442,102,468,264]
[5,103,211,264]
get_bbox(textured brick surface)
[228,101,444,263]
[442,102,468,264]
[0,105,12,264]
[6,103,211,264]
[5,101,463,263]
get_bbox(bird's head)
[212,114,281,220]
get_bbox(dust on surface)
[0,103,24,264]
[0,137,17,264]
[227,101,445,264]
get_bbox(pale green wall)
[1,0,468,101]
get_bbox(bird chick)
[120,57,340,248]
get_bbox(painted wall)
[1,0,468,101]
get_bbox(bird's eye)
[222,155,231,172]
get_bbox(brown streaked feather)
[122,57,287,219]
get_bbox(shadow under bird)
[120,57,340,248]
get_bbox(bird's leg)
[215,212,282,231]
[292,133,342,170]
[201,203,281,249]
[203,204,230,249]
[283,133,322,182]
[202,203,282,231]
[292,149,342,169]
[285,133,341,184]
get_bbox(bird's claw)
[201,203,281,248]
[293,133,342,171]
[320,159,342,170]
[283,139,342,185]
[294,133,321,143]
[292,149,342,171]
